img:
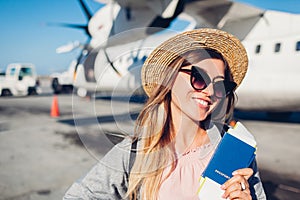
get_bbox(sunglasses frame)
[179,66,237,99]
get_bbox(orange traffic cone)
[50,95,60,117]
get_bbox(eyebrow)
[212,75,225,82]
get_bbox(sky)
[1,0,300,75]
[0,0,103,75]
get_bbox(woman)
[64,28,266,200]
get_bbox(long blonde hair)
[127,49,236,200]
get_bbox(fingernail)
[232,171,237,175]
[221,184,225,189]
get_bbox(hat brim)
[142,28,248,97]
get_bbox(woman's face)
[171,58,226,122]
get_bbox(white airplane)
[57,0,300,113]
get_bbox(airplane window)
[296,41,300,51]
[274,43,281,53]
[255,45,261,54]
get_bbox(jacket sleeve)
[248,159,267,200]
[63,138,132,200]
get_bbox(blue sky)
[0,0,103,75]
[1,0,299,75]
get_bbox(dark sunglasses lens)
[191,67,207,90]
[191,76,206,90]
[213,82,226,98]
[214,81,236,98]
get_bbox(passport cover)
[198,122,256,199]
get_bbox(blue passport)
[198,122,256,199]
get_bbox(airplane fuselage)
[73,5,300,112]
[236,11,300,111]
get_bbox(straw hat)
[141,28,248,97]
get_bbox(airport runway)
[0,82,300,200]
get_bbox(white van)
[0,63,41,96]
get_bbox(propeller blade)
[47,0,94,38]
[103,48,122,77]
[47,22,86,30]
[56,41,81,54]
[78,0,93,20]
[47,22,91,38]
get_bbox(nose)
[201,83,214,97]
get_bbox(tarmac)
[0,78,300,200]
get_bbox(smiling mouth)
[192,98,210,107]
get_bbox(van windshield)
[20,67,33,76]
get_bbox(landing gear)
[77,87,88,97]
[51,78,73,94]
[51,78,62,94]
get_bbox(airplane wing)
[93,0,264,40]
[184,0,264,39]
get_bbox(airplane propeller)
[49,0,123,79]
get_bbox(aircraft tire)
[51,78,62,94]
[77,87,87,97]
[62,85,74,94]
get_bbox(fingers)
[221,169,251,190]
[222,179,251,199]
[241,182,246,191]
[221,168,253,199]
[224,188,251,200]
[233,168,254,180]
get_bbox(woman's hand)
[221,168,253,199]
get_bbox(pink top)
[158,143,217,200]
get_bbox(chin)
[193,113,209,122]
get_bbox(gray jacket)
[63,138,266,200]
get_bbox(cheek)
[171,75,191,101]
[210,100,221,113]
[170,76,191,114]
[171,90,188,110]
[210,99,227,118]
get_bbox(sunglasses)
[179,66,237,99]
